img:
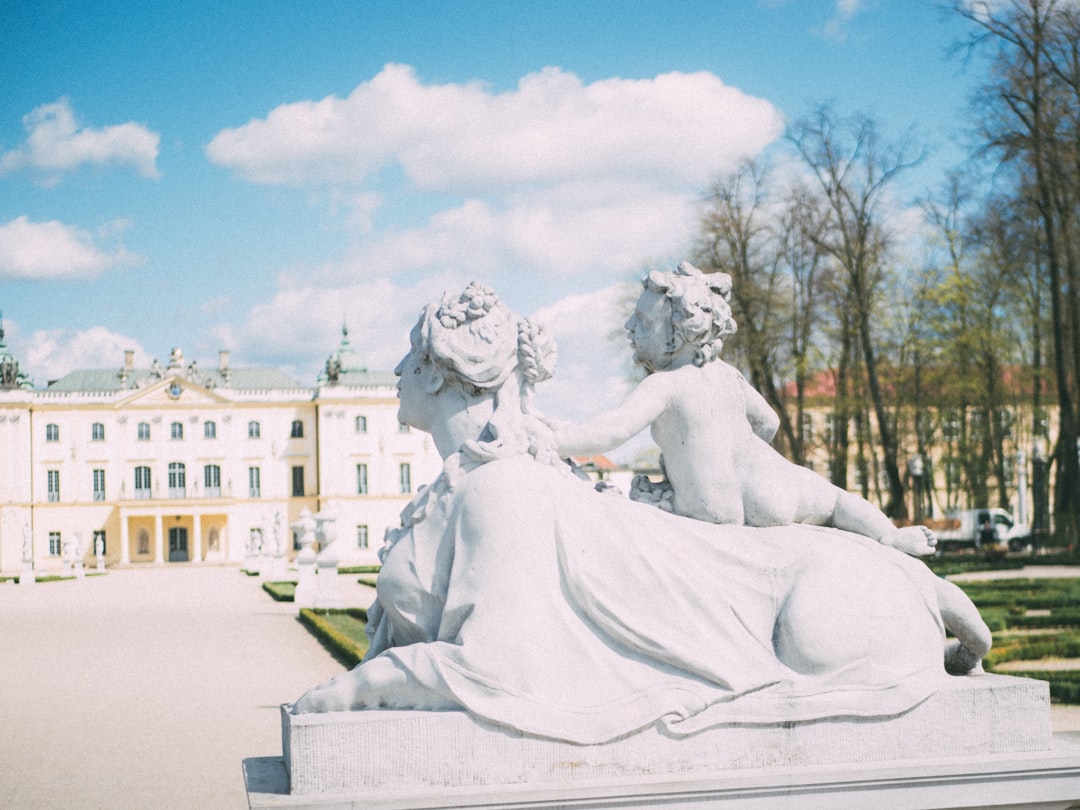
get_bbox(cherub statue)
[555,261,936,556]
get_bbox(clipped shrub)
[298,608,370,668]
[263,581,297,602]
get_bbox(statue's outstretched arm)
[554,373,670,456]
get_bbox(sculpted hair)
[418,281,560,465]
[643,261,737,366]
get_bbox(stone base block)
[245,739,1080,809]
[280,674,1050,796]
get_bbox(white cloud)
[207,64,783,192]
[0,216,144,280]
[18,326,150,383]
[0,98,160,181]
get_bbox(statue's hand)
[882,525,937,556]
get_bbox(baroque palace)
[0,325,443,576]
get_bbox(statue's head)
[628,261,736,370]
[395,282,558,462]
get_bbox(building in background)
[0,326,442,575]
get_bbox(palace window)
[355,415,367,433]
[291,465,305,497]
[291,420,304,438]
[399,462,412,494]
[357,525,369,549]
[204,420,216,439]
[48,532,61,557]
[46,423,59,442]
[356,463,368,494]
[248,467,261,498]
[92,469,106,501]
[170,421,184,440]
[248,421,261,439]
[47,470,60,502]
[134,466,152,499]
[204,464,221,498]
[91,422,105,441]
[398,423,410,434]
[168,462,186,498]
[137,422,151,440]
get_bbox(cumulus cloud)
[0,98,160,181]
[18,325,150,383]
[207,64,783,192]
[0,216,144,280]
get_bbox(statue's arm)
[739,372,780,443]
[555,374,670,456]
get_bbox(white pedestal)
[19,562,34,586]
[294,559,316,608]
[73,560,85,580]
[270,553,288,582]
[313,561,342,609]
[244,674,1080,808]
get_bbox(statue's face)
[393,320,437,432]
[625,289,675,372]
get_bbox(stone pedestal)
[270,552,288,582]
[292,509,318,609]
[244,675,1080,809]
[73,559,85,580]
[313,561,342,609]
[19,562,34,586]
[95,554,105,573]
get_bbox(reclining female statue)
[292,281,990,745]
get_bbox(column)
[191,513,203,563]
[120,512,130,565]
[154,512,164,564]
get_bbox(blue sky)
[1,0,980,426]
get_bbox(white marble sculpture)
[292,508,318,609]
[270,510,288,581]
[292,280,991,745]
[20,523,34,586]
[313,511,342,609]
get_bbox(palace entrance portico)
[118,506,229,565]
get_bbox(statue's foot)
[944,639,985,676]
[882,525,937,556]
[291,674,358,713]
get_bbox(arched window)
[137,422,150,440]
[134,466,151,498]
[247,420,261,439]
[170,421,184,440]
[203,464,221,497]
[355,415,367,433]
[45,423,59,442]
[91,422,105,441]
[290,420,304,438]
[203,420,216,439]
[168,462,186,498]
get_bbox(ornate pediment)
[117,375,231,406]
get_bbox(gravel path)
[0,567,369,809]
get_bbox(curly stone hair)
[416,282,560,465]
[642,261,737,366]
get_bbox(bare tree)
[787,105,923,519]
[956,0,1080,538]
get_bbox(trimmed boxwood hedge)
[262,581,297,602]
[298,608,370,668]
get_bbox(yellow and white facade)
[0,333,443,575]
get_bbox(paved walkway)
[3,564,1080,809]
[0,567,372,809]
